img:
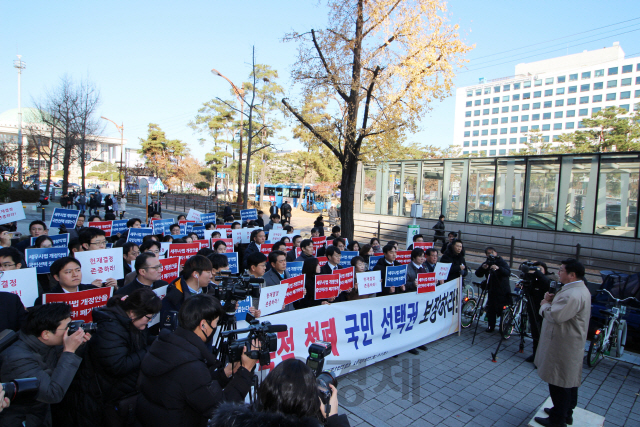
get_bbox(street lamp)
[100,116,124,194]
[14,55,26,185]
[211,68,245,206]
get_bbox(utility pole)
[14,55,26,185]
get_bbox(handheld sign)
[315,274,340,300]
[159,242,171,258]
[385,264,407,287]
[285,242,293,251]
[75,247,125,281]
[152,219,175,235]
[340,251,358,266]
[223,252,239,274]
[312,237,326,255]
[335,267,355,292]
[159,257,180,282]
[111,220,128,236]
[269,229,286,242]
[286,261,303,278]
[417,272,437,294]
[271,223,283,230]
[50,208,79,228]
[148,285,168,327]
[258,283,288,316]
[259,243,274,256]
[194,239,210,249]
[43,287,113,322]
[356,270,381,296]
[127,227,153,244]
[434,262,452,281]
[0,201,26,222]
[88,221,113,237]
[282,275,305,306]
[395,250,412,265]
[414,242,435,250]
[0,267,38,307]
[25,248,69,273]
[231,229,243,246]
[317,256,328,268]
[212,238,233,253]
[200,212,217,224]
[178,220,195,226]
[186,209,203,222]
[235,296,252,322]
[241,227,261,244]
[192,226,206,239]
[168,243,200,267]
[240,209,258,222]
[31,233,69,248]
[295,247,302,258]
[368,255,383,271]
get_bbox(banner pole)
[458,277,462,336]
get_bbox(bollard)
[575,243,581,262]
[41,207,45,221]
[509,236,515,268]
[377,220,381,240]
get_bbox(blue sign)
[180,224,186,235]
[235,296,252,321]
[25,247,69,273]
[200,213,216,224]
[340,251,358,266]
[240,209,258,222]
[223,252,239,274]
[31,233,69,248]
[106,243,113,249]
[192,226,205,239]
[111,220,128,236]
[385,264,407,287]
[127,227,154,244]
[152,219,175,235]
[169,234,187,240]
[369,255,383,271]
[50,208,80,228]
[286,261,304,278]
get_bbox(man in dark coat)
[242,229,265,270]
[280,201,292,222]
[263,250,294,312]
[440,239,467,283]
[116,253,167,296]
[295,239,316,262]
[137,294,257,427]
[373,244,402,297]
[432,214,446,244]
[0,291,27,332]
[474,247,511,333]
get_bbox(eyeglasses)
[129,251,140,257]
[143,264,163,271]
[1,262,16,268]
[90,240,107,247]
[144,314,155,321]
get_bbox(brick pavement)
[336,326,640,427]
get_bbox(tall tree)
[282,0,472,239]
[138,124,188,180]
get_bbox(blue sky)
[1,1,639,157]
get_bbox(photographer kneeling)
[209,358,350,427]
[137,294,258,427]
[474,247,511,333]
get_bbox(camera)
[484,254,497,267]
[221,320,286,366]
[1,378,40,404]
[306,341,338,406]
[213,271,262,308]
[67,320,97,336]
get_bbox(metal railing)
[126,193,243,219]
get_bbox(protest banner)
[111,219,128,236]
[159,242,170,258]
[272,223,283,230]
[312,237,326,255]
[217,224,232,235]
[374,252,383,256]
[368,255,383,271]
[315,274,340,300]
[169,243,200,266]
[211,238,233,253]
[282,275,305,306]
[240,209,258,222]
[43,287,113,322]
[434,262,452,281]
[339,251,358,266]
[178,220,195,226]
[194,239,210,249]
[269,229,286,242]
[336,267,355,292]
[395,250,412,265]
[414,242,434,250]
[235,296,252,322]
[75,247,125,282]
[285,242,293,251]
[186,208,203,222]
[200,212,216,224]
[241,227,260,244]
[286,261,303,278]
[152,218,175,235]
[148,285,168,327]
[259,243,273,256]
[317,256,328,267]
[0,267,39,307]
[356,270,381,296]
[127,227,153,244]
[295,247,302,258]
[25,248,69,273]
[159,257,180,282]
[50,208,79,228]
[231,229,243,246]
[385,265,407,287]
[417,272,437,294]
[31,233,69,248]
[192,226,206,239]
[0,201,26,222]
[88,221,113,237]
[258,283,288,316]
[223,252,239,273]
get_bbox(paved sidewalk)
[336,326,640,427]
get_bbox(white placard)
[148,285,168,327]
[203,229,214,241]
[272,223,283,230]
[434,262,452,281]
[159,242,171,258]
[74,247,125,282]
[0,201,26,222]
[231,229,243,246]
[186,208,203,222]
[356,270,382,296]
[241,227,261,244]
[0,267,38,307]
[269,229,286,242]
[257,283,288,316]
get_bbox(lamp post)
[211,68,245,206]
[100,116,124,194]
[13,55,26,185]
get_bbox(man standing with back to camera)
[534,258,591,427]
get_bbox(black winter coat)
[474,255,511,309]
[372,256,401,296]
[242,241,260,270]
[136,327,252,427]
[439,246,468,282]
[0,291,27,332]
[209,402,351,427]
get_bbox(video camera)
[213,271,262,309]
[1,378,40,404]
[221,320,286,366]
[306,341,338,407]
[67,320,97,336]
[484,254,498,267]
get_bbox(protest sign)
[88,221,113,237]
[31,233,69,248]
[295,247,302,258]
[110,219,128,236]
[231,229,243,246]
[258,283,288,316]
[417,272,437,294]
[152,218,175,235]
[385,265,407,287]
[286,261,303,278]
[159,242,170,258]
[282,275,305,306]
[240,209,258,222]
[159,257,180,283]
[315,274,340,300]
[356,270,381,296]
[43,287,113,322]
[235,296,252,322]
[192,226,206,239]
[148,285,168,327]
[269,229,286,242]
[186,208,203,222]
[285,242,293,251]
[200,212,216,224]
[241,227,261,244]
[395,250,412,265]
[406,224,420,250]
[178,220,195,226]
[0,201,26,222]
[0,267,38,307]
[312,237,326,255]
[434,262,452,281]
[169,243,199,266]
[317,256,328,267]
[194,239,210,249]
[50,208,79,228]
[336,267,355,292]
[368,255,383,270]
[223,252,239,273]
[25,247,69,273]
[339,251,358,266]
[75,247,125,281]
[259,243,273,256]
[272,223,283,230]
[414,242,434,250]
[212,238,233,253]
[127,227,153,244]
[217,224,232,234]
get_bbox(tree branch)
[250,144,271,155]
[311,29,349,102]
[355,66,380,152]
[363,0,402,38]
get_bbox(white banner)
[74,247,125,282]
[0,267,38,307]
[0,201,26,222]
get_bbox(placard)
[200,212,217,224]
[0,201,26,222]
[317,256,328,267]
[127,227,153,244]
[258,283,287,316]
[295,247,302,258]
[417,272,437,294]
[25,247,69,273]
[178,220,195,226]
[192,226,206,239]
[241,227,261,244]
[153,218,175,235]
[259,243,274,256]
[75,247,125,281]
[434,262,452,281]
[159,242,171,258]
[148,285,168,327]
[168,243,200,266]
[235,296,252,322]
[194,239,210,249]
[0,267,39,307]
[335,267,355,292]
[223,252,239,274]
[240,209,258,222]
[159,257,180,282]
[43,287,113,322]
[312,237,326,255]
[286,261,303,278]
[186,208,203,222]
[356,270,381,296]
[50,208,80,228]
[395,250,412,265]
[111,220,128,236]
[315,274,340,300]
[31,233,69,248]
[282,275,305,306]
[414,242,435,250]
[339,251,358,266]
[368,255,383,270]
[271,223,283,230]
[212,238,233,253]
[231,229,243,246]
[88,221,113,237]
[385,264,407,287]
[285,242,293,251]
[269,229,286,242]
[406,224,420,250]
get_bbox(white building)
[453,43,639,156]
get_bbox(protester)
[242,229,265,270]
[295,239,316,262]
[369,238,381,253]
[263,213,281,232]
[310,227,321,238]
[117,253,167,296]
[440,239,467,283]
[405,248,426,293]
[347,256,373,300]
[347,240,360,252]
[13,220,48,254]
[406,234,424,251]
[358,244,374,270]
[161,255,215,321]
[121,242,140,279]
[313,216,325,236]
[213,240,227,254]
[79,228,118,288]
[0,226,11,248]
[441,231,457,254]
[0,288,27,332]
[475,247,511,333]
[263,250,294,313]
[286,235,302,262]
[247,252,268,312]
[373,244,402,296]
[423,248,439,273]
[34,257,98,305]
[432,214,445,244]
[299,257,324,308]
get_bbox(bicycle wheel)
[461,298,477,328]
[587,333,605,367]
[500,307,515,339]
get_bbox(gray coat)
[405,262,424,292]
[0,331,82,427]
[534,281,591,388]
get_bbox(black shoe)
[417,345,427,351]
[534,416,566,427]
[544,408,573,425]
[485,327,495,333]
[408,349,419,355]
[525,354,535,363]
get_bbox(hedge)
[0,181,41,203]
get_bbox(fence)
[126,193,243,219]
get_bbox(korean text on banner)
[317,257,328,268]
[259,243,273,256]
[231,229,243,246]
[417,272,437,294]
[43,287,113,322]
[50,208,79,228]
[235,297,252,322]
[223,252,239,274]
[0,201,26,222]
[312,237,326,255]
[286,261,303,278]
[186,209,203,222]
[25,248,69,273]
[240,209,258,222]
[335,267,354,292]
[434,262,452,281]
[413,242,434,250]
[212,238,233,253]
[31,233,69,248]
[258,283,287,316]
[0,267,38,307]
[385,265,407,288]
[74,247,125,282]
[127,227,153,244]
[241,227,260,244]
[192,226,206,239]
[194,239,209,249]
[282,275,305,306]
[88,221,113,237]
[269,229,285,242]
[368,255,383,271]
[315,274,340,300]
[355,270,381,296]
[169,243,200,266]
[159,257,180,282]
[200,212,216,224]
[395,251,411,265]
[340,251,358,265]
[148,286,168,327]
[111,220,128,236]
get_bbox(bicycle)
[586,289,638,368]
[499,277,531,340]
[461,281,487,330]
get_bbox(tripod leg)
[471,288,487,345]
[491,333,506,362]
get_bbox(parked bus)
[255,184,331,212]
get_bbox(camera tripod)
[470,277,490,345]
[491,284,536,362]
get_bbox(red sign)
[315,274,340,300]
[335,267,354,292]
[168,243,200,267]
[417,272,437,294]
[282,275,305,305]
[317,256,328,267]
[212,238,234,253]
[295,247,302,258]
[159,257,180,282]
[88,221,113,237]
[178,220,196,225]
[374,252,384,256]
[217,224,232,237]
[285,242,293,251]
[259,243,274,256]
[396,250,412,265]
[43,287,113,322]
[312,237,326,255]
[194,239,210,249]
[414,242,434,250]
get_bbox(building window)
[502,106,509,113]
[607,80,617,88]
[500,128,507,134]
[512,105,520,112]
[466,101,472,107]
[465,111,471,117]
[474,110,481,116]
[473,130,479,136]
[594,69,604,77]
[579,96,589,104]
[483,108,490,115]
[520,126,528,132]
[568,86,577,93]
[499,138,507,145]
[510,127,517,133]
[484,98,491,105]
[556,87,565,95]
[463,151,469,154]
[534,91,541,98]
[502,95,509,102]
[569,74,578,81]
[620,104,630,112]
[544,89,553,96]
[464,131,470,137]
[557,76,566,83]
[521,115,529,121]
[499,149,506,155]
[542,124,550,131]
[578,108,588,116]
[494,86,501,93]
[606,93,616,101]
[475,99,481,106]
[567,98,576,105]
[511,116,519,123]
[491,128,498,135]
[621,78,631,87]
[514,83,521,90]
[593,94,602,102]
[482,118,489,125]
[566,110,575,117]
[523,92,531,99]
[635,90,640,98]
[464,121,471,127]
[622,65,632,74]
[493,97,500,103]
[475,89,482,95]
[581,71,591,79]
[553,135,561,142]
[491,118,498,124]
[489,150,496,155]
[501,117,508,124]
[578,121,585,128]
[608,67,618,76]
[481,140,488,146]
[621,91,631,99]
[484,87,491,94]
[473,120,480,126]
[533,102,541,109]
[492,107,499,114]
[490,139,497,145]
[503,84,511,91]
[463,141,469,147]
[466,90,473,97]
[566,122,574,129]
[636,76,640,84]
[544,78,553,85]
[512,94,520,101]
[543,113,551,120]
[580,84,590,92]
[531,124,540,131]
[553,123,562,130]
[480,150,487,156]
[532,114,540,120]
[520,137,527,143]
[554,111,563,118]
[472,140,478,146]
[534,79,542,86]
[544,101,552,108]
[555,99,564,107]
[592,107,601,114]
[594,82,603,90]
[523,81,531,88]
[481,129,488,136]
[509,138,517,144]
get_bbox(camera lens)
[316,372,338,390]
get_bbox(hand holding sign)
[258,283,288,316]
[416,272,437,293]
[355,270,381,296]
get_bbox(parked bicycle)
[499,276,531,340]
[586,289,639,367]
[461,281,486,329]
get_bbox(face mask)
[203,321,216,346]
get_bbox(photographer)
[137,294,257,427]
[0,304,90,426]
[209,358,350,427]
[522,261,559,363]
[474,247,511,333]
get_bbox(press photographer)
[137,294,258,427]
[474,247,511,333]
